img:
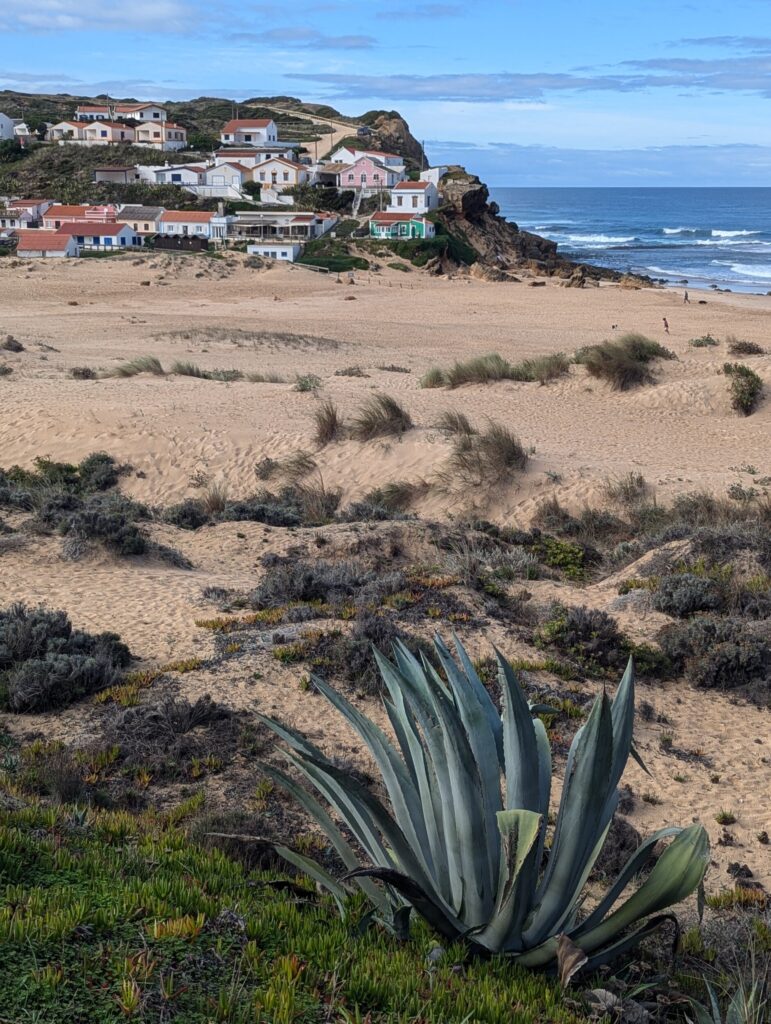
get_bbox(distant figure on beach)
[684,290,690,304]
[662,317,670,334]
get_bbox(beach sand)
[1,251,769,889]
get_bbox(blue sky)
[2,0,771,184]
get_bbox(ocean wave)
[712,229,760,238]
[695,238,771,248]
[567,233,637,244]
[662,226,701,235]
[716,262,771,280]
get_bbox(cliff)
[436,169,650,285]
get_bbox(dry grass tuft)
[109,355,165,378]
[448,421,529,485]
[350,394,413,440]
[313,399,343,447]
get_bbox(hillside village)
[1,100,449,266]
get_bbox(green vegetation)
[723,362,764,415]
[726,336,765,356]
[261,637,708,968]
[0,799,585,1024]
[350,393,413,440]
[448,421,529,485]
[574,334,675,391]
[421,352,570,388]
[689,334,720,348]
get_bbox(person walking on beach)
[663,317,670,334]
[684,290,690,304]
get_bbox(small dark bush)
[1,336,24,353]
[250,558,381,610]
[163,498,209,531]
[723,362,764,416]
[726,337,764,356]
[55,494,149,557]
[69,366,97,379]
[657,615,770,689]
[0,603,131,712]
[652,573,725,617]
[449,422,529,485]
[537,603,628,672]
[689,334,719,348]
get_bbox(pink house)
[338,156,401,191]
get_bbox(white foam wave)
[662,226,699,235]
[712,229,760,238]
[568,233,636,244]
[725,263,771,280]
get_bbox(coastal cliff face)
[437,169,646,284]
[367,113,427,169]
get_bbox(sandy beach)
[1,252,769,891]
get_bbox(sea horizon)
[490,185,771,294]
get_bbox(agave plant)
[259,636,708,972]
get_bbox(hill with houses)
[0,90,624,281]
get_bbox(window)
[348,174,354,182]
[153,112,160,119]
[281,251,287,258]
[283,172,289,181]
[153,132,160,139]
[100,130,107,138]
[412,196,419,208]
[373,173,380,181]
[396,196,403,207]
[259,172,265,181]
[244,134,252,142]
[171,173,181,182]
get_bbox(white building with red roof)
[14,230,80,258]
[134,122,188,151]
[113,103,167,123]
[54,221,143,248]
[387,179,439,214]
[42,205,119,229]
[220,119,277,146]
[75,105,111,121]
[252,157,308,192]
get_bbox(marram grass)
[0,802,582,1023]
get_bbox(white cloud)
[0,0,190,32]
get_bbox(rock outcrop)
[437,169,651,285]
[367,114,427,169]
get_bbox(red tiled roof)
[114,103,162,111]
[7,199,51,207]
[14,230,74,248]
[53,222,133,235]
[164,123,186,131]
[76,105,110,112]
[213,162,250,172]
[159,211,213,223]
[392,180,430,190]
[84,121,135,131]
[44,205,89,219]
[222,119,274,132]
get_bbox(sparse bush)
[249,557,381,610]
[281,451,317,483]
[575,334,673,391]
[0,603,131,712]
[109,355,165,377]
[163,498,208,531]
[435,352,570,389]
[689,334,719,348]
[69,366,97,380]
[294,373,322,392]
[200,482,229,516]
[313,399,343,446]
[448,421,528,485]
[0,365,12,377]
[604,471,649,506]
[55,494,149,558]
[377,364,411,373]
[435,410,477,436]
[360,480,427,512]
[652,573,725,617]
[723,362,764,416]
[0,336,23,353]
[350,393,413,440]
[726,336,765,356]
[419,367,447,388]
[334,365,368,377]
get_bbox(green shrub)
[313,399,343,446]
[726,336,764,356]
[723,362,764,415]
[652,573,725,617]
[420,367,447,388]
[109,355,165,377]
[689,334,719,348]
[449,422,529,485]
[575,334,673,391]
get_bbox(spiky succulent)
[259,636,708,973]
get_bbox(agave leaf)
[449,631,503,756]
[579,913,678,973]
[556,933,588,986]
[496,648,543,814]
[344,866,464,942]
[272,844,348,917]
[526,690,615,945]
[262,763,394,915]
[375,646,463,912]
[572,825,683,938]
[574,825,709,954]
[470,809,542,953]
[310,672,436,882]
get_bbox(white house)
[117,205,166,234]
[387,180,439,214]
[114,103,167,123]
[47,121,87,142]
[75,105,111,121]
[134,122,187,151]
[328,146,405,169]
[14,230,80,258]
[92,166,142,184]
[246,242,302,262]
[5,198,54,222]
[156,210,215,238]
[54,221,143,249]
[252,158,307,192]
[204,162,251,189]
[0,112,15,141]
[82,121,136,145]
[149,164,206,185]
[220,119,277,147]
[420,166,448,186]
[0,208,34,234]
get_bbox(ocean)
[489,187,771,294]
